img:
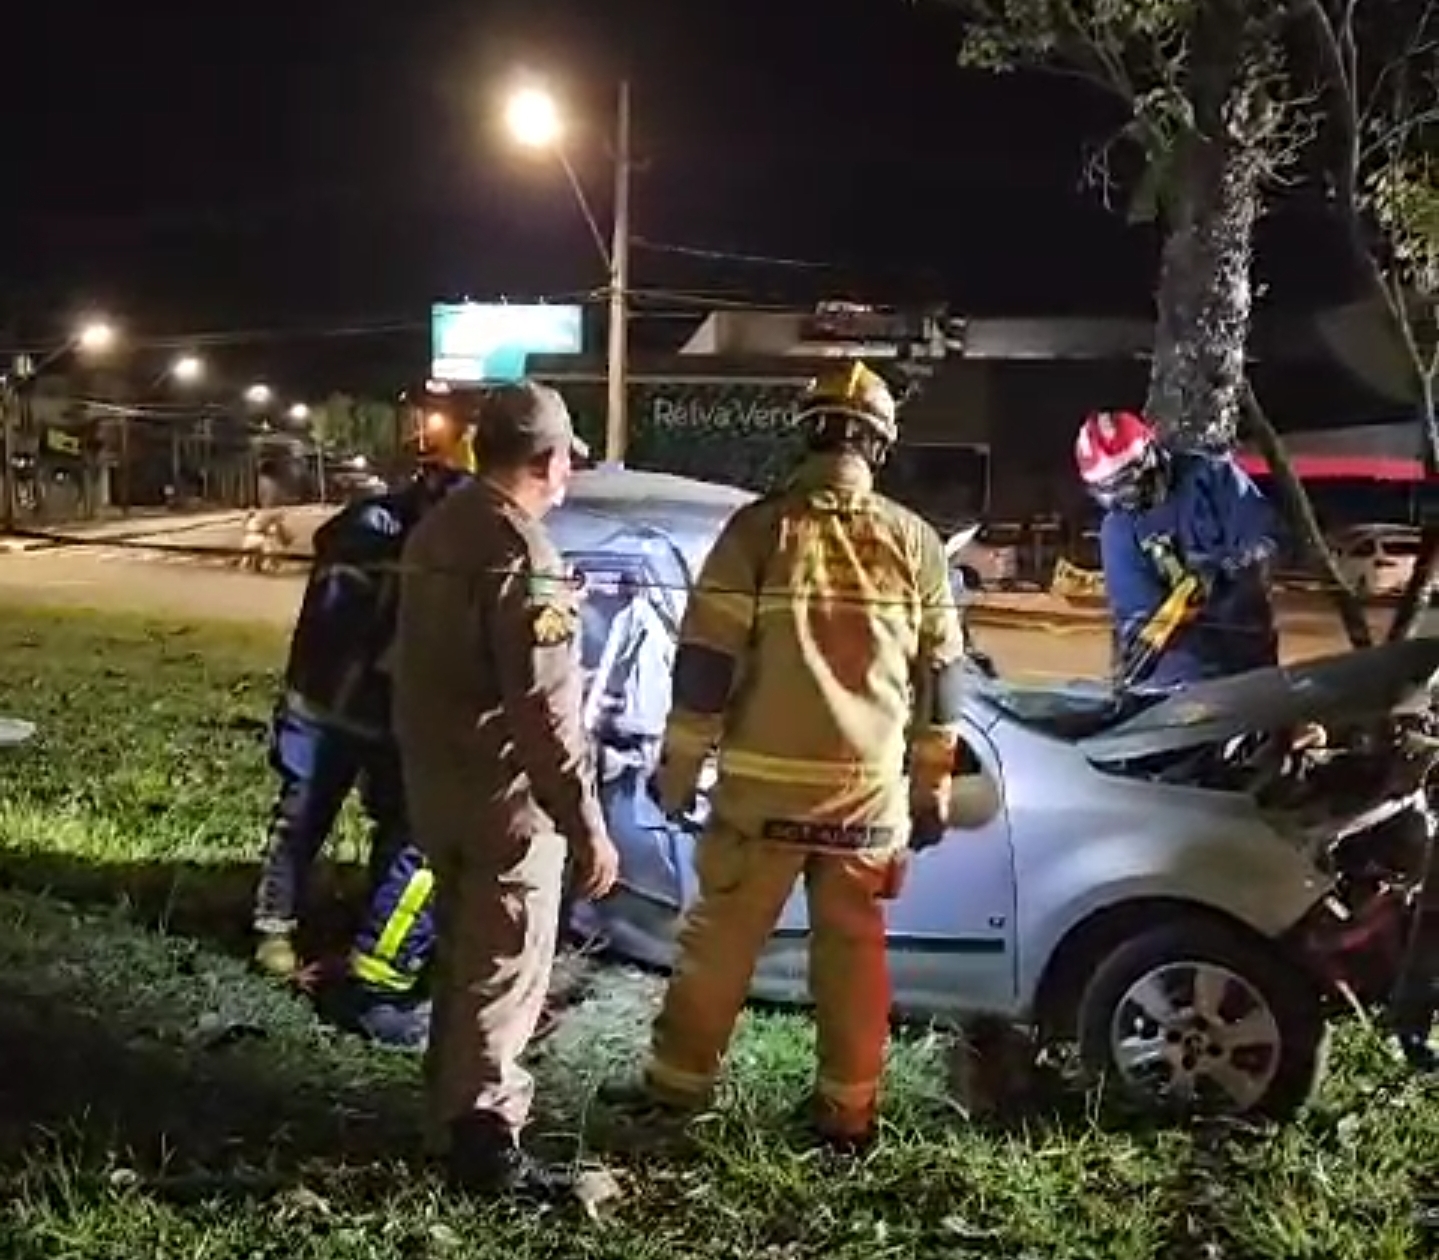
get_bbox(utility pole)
[119,414,130,514]
[604,80,631,465]
[1,383,15,532]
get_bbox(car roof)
[554,466,754,581]
[568,466,754,513]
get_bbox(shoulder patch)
[531,601,578,646]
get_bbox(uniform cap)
[475,380,590,462]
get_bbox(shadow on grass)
[0,850,367,964]
[0,854,428,1203]
[0,850,1288,1248]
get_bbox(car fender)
[1013,790,1334,1010]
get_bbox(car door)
[565,546,694,969]
[758,716,1019,1019]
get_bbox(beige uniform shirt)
[391,479,605,854]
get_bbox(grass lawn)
[1,606,1437,1258]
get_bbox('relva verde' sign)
[564,380,809,491]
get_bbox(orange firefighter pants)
[645,821,898,1137]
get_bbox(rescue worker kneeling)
[611,362,967,1148]
[251,434,473,984]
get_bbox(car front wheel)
[1076,918,1329,1121]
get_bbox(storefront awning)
[1236,452,1426,482]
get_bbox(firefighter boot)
[254,931,299,981]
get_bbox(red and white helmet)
[1075,410,1159,508]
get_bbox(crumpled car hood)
[1079,636,1439,764]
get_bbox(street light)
[1,316,122,528]
[505,87,563,148]
[76,320,117,355]
[156,354,206,498]
[170,354,204,384]
[503,79,632,465]
[244,383,273,406]
[287,402,310,422]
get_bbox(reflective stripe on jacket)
[658,452,966,850]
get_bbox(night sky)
[4,0,1353,392]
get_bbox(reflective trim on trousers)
[350,865,434,992]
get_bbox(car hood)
[1078,636,1439,764]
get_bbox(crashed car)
[553,467,1439,1119]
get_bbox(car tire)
[1076,917,1329,1121]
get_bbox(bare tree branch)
[1241,381,1373,648]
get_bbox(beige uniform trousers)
[645,821,898,1137]
[422,820,567,1144]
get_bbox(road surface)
[0,522,1369,682]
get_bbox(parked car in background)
[1329,524,1422,596]
[947,521,1018,586]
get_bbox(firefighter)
[610,361,967,1149]
[1075,409,1280,689]
[391,380,618,1198]
[250,427,473,981]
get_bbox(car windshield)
[968,669,1160,742]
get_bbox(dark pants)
[349,842,436,995]
[348,845,579,1001]
[253,701,408,933]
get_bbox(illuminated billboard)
[430,302,583,383]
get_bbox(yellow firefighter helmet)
[795,360,899,445]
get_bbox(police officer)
[391,380,618,1197]
[251,429,474,980]
[1075,410,1280,688]
[615,361,967,1149]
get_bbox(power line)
[0,286,835,359]
[633,237,838,270]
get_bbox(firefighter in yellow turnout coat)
[637,362,967,1146]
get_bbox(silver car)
[553,467,1439,1119]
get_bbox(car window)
[1351,539,1377,557]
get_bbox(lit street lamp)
[504,79,632,464]
[287,402,310,422]
[170,354,204,384]
[2,315,121,528]
[244,383,273,406]
[76,320,117,355]
[156,355,206,498]
[505,88,563,148]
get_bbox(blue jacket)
[1100,452,1279,687]
[283,469,470,735]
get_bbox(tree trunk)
[1146,8,1270,449]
